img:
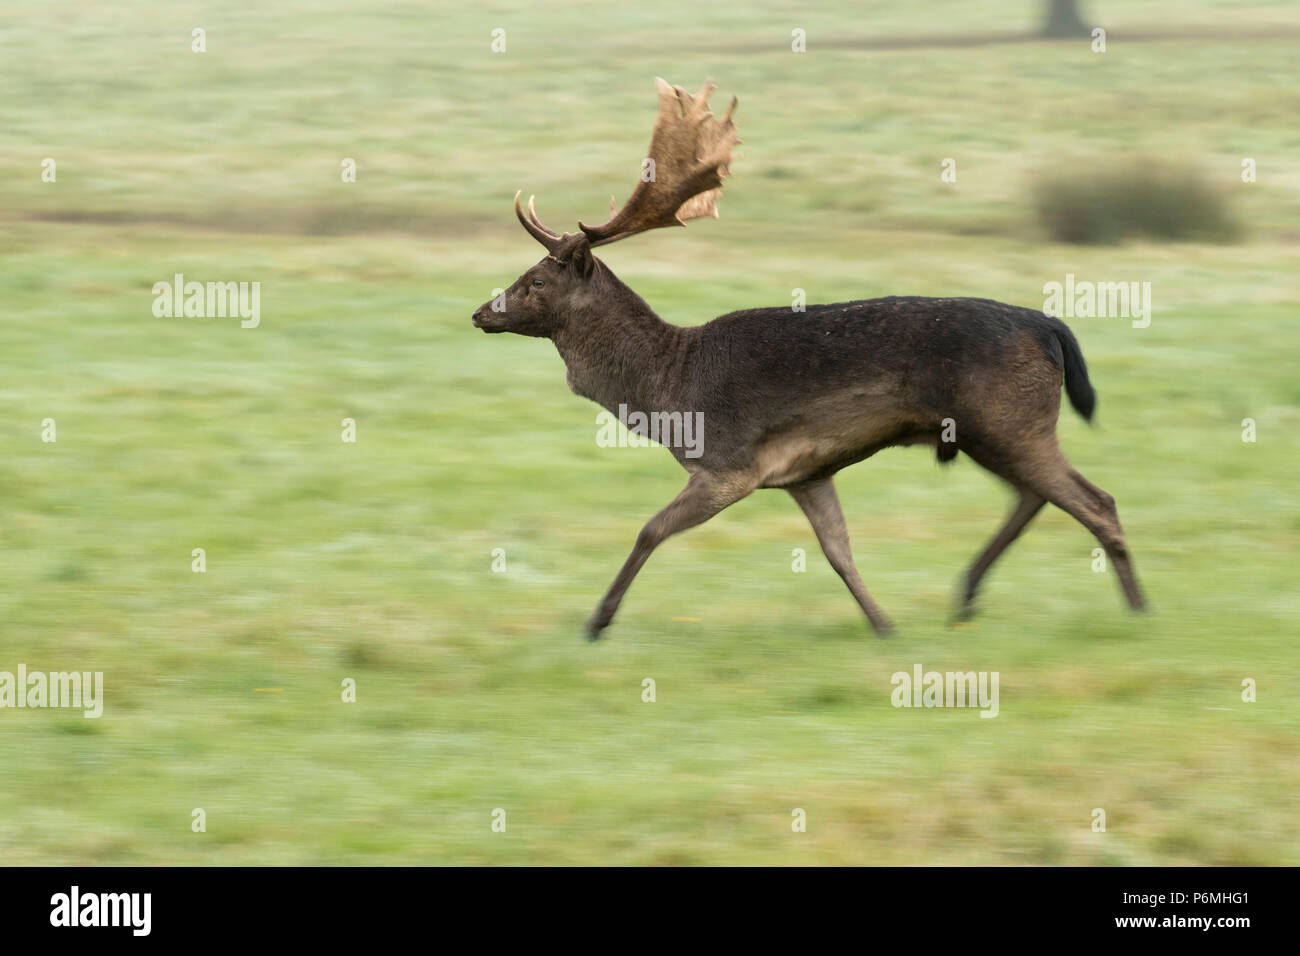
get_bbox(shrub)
[1035,161,1238,244]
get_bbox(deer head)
[471,78,740,337]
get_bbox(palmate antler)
[519,78,740,251]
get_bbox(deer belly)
[754,419,903,487]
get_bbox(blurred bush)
[1034,160,1239,244]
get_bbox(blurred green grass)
[1,0,1298,864]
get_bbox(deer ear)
[570,241,596,279]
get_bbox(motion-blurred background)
[1,0,1297,864]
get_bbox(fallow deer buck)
[472,78,1146,639]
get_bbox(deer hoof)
[951,605,976,625]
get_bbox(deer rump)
[678,295,1094,487]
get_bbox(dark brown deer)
[472,78,1145,640]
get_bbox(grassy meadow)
[1,1,1298,864]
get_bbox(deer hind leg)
[955,486,1047,620]
[586,470,755,641]
[1024,456,1146,611]
[788,478,894,635]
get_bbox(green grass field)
[2,1,1298,864]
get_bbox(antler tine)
[721,94,737,126]
[527,195,562,239]
[514,190,563,251]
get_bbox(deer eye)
[531,278,545,288]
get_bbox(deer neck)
[551,301,687,417]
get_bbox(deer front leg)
[586,471,753,641]
[788,478,894,635]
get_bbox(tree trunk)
[1042,0,1088,38]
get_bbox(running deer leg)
[788,477,894,635]
[586,471,754,640]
